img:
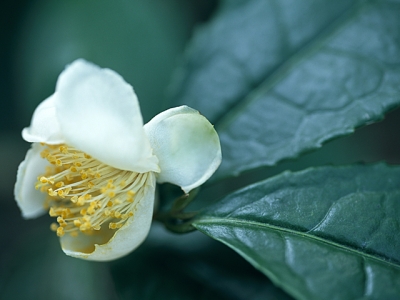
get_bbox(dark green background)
[1,1,400,299]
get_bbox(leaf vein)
[216,0,374,129]
[306,201,338,233]
[194,217,400,270]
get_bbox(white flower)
[14,59,221,261]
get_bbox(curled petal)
[22,95,64,144]
[14,143,48,218]
[60,173,156,261]
[144,106,222,193]
[55,59,159,173]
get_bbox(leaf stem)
[154,188,200,233]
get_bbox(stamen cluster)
[36,144,147,237]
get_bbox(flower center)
[36,144,147,238]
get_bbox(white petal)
[55,59,159,173]
[14,143,48,219]
[22,94,64,144]
[144,106,222,193]
[60,172,156,261]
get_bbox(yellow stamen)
[57,227,65,237]
[55,181,64,188]
[35,143,149,239]
[50,223,58,231]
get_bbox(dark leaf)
[194,164,400,299]
[170,0,400,178]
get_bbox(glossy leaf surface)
[170,0,400,178]
[194,164,400,299]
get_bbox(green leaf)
[170,0,400,179]
[111,224,294,300]
[193,164,400,300]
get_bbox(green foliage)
[170,0,400,179]
[193,164,400,299]
[167,2,400,296]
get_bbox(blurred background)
[1,0,400,299]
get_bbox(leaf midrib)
[215,0,373,130]
[193,216,400,270]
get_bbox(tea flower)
[14,59,221,261]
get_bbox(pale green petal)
[55,59,159,173]
[60,173,156,261]
[144,106,221,193]
[22,94,64,144]
[14,143,48,218]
